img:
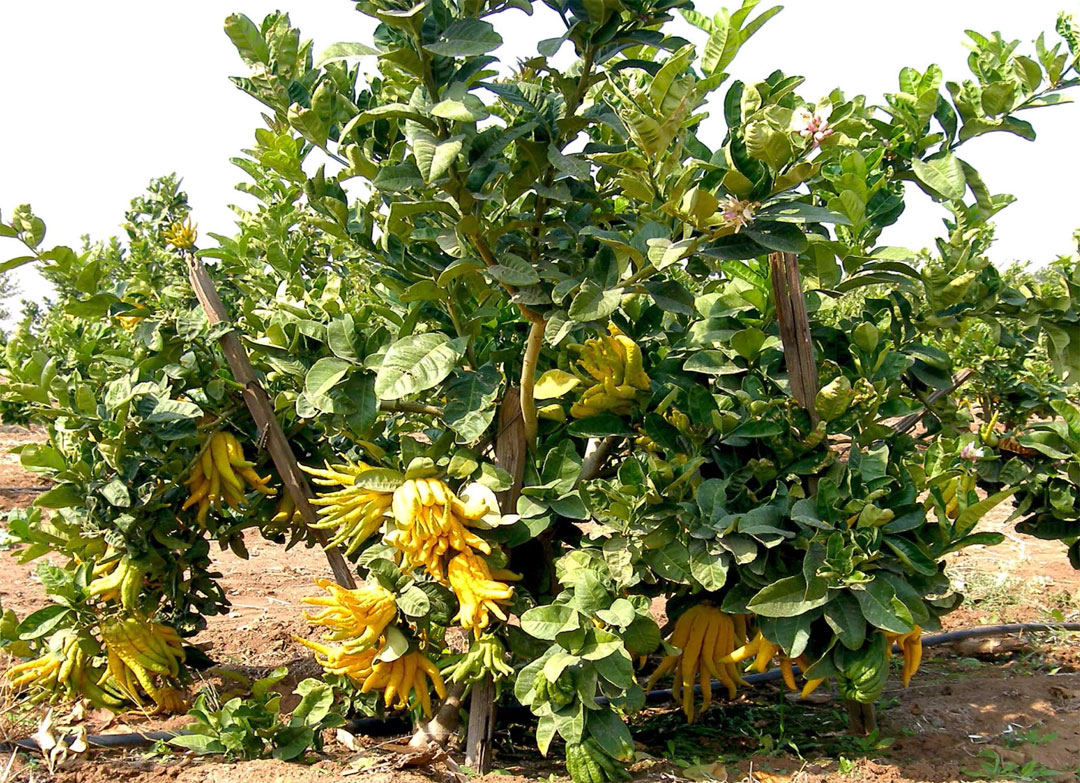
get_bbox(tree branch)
[379,400,444,417]
[520,320,546,452]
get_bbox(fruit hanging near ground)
[645,604,750,722]
[99,615,188,713]
[885,625,923,687]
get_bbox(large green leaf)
[910,152,966,201]
[850,579,913,633]
[747,575,830,617]
[521,604,580,640]
[443,365,502,441]
[374,333,466,400]
[568,281,622,322]
[305,357,353,411]
[423,19,503,57]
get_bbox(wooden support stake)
[772,253,879,732]
[464,676,498,773]
[769,251,820,423]
[186,254,356,590]
[464,389,527,772]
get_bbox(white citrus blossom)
[718,196,758,233]
[791,106,834,145]
[960,442,985,461]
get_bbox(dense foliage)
[2,0,1080,772]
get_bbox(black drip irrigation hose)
[2,622,1078,754]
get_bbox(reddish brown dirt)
[2,426,1079,783]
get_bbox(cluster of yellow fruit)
[648,606,928,722]
[183,432,274,525]
[100,615,188,713]
[300,461,513,636]
[645,604,751,721]
[85,552,146,611]
[884,625,923,687]
[6,617,188,714]
[296,578,445,715]
[302,458,394,555]
[647,605,828,722]
[725,629,824,698]
[387,478,514,635]
[569,325,651,419]
[5,631,124,709]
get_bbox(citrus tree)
[3,0,1080,775]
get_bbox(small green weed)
[963,749,1062,782]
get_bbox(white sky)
[2,2,1078,318]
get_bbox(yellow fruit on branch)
[447,549,514,635]
[384,478,496,583]
[570,325,650,419]
[645,604,750,722]
[163,217,197,250]
[884,625,923,687]
[301,460,393,556]
[302,578,397,651]
[359,649,447,717]
[184,432,275,526]
[100,615,187,713]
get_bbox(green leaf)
[354,468,406,493]
[101,479,131,508]
[408,127,464,183]
[34,483,83,509]
[488,254,540,286]
[955,488,1016,534]
[423,19,503,57]
[443,365,502,442]
[743,222,808,253]
[291,679,337,726]
[586,709,635,762]
[568,281,622,322]
[224,14,269,65]
[147,398,203,424]
[688,540,729,590]
[520,604,580,640]
[747,575,829,617]
[396,585,432,617]
[272,726,315,761]
[850,580,913,633]
[823,592,866,650]
[316,42,378,66]
[17,605,70,640]
[376,626,410,662]
[883,537,937,576]
[730,327,768,360]
[327,315,360,361]
[305,357,353,411]
[169,734,226,755]
[910,153,966,201]
[683,351,743,376]
[374,333,466,400]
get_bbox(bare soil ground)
[1,426,1079,783]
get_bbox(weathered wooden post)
[187,253,357,590]
[769,251,876,735]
